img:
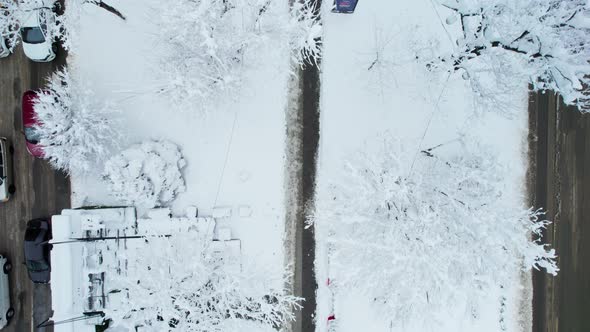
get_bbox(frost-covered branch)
[0,0,20,52]
[152,0,321,111]
[314,135,557,326]
[434,0,590,111]
[85,0,126,20]
[290,0,322,67]
[32,68,119,174]
[105,230,301,331]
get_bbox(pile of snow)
[433,0,590,111]
[33,68,119,174]
[102,140,186,210]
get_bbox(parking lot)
[0,41,70,331]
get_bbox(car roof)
[22,90,39,127]
[21,10,40,28]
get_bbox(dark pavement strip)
[529,91,590,332]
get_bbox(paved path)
[529,92,590,332]
[285,1,322,330]
[286,49,321,332]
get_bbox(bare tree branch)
[87,0,126,20]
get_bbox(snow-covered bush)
[314,135,557,325]
[32,68,119,174]
[102,140,186,209]
[106,229,300,332]
[434,0,590,111]
[153,0,321,110]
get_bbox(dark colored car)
[22,90,45,158]
[333,0,358,13]
[24,218,52,284]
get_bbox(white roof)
[50,208,136,330]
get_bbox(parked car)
[0,254,14,329]
[333,0,359,13]
[20,7,57,62]
[0,138,15,202]
[24,218,52,284]
[22,90,45,158]
[0,38,10,58]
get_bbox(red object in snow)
[333,0,358,13]
[22,90,45,158]
[328,314,336,321]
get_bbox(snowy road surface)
[0,37,70,332]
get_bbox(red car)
[22,90,44,158]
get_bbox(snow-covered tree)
[314,135,557,326]
[0,0,22,52]
[153,0,321,111]
[102,140,186,210]
[105,229,300,332]
[32,68,119,174]
[434,0,590,111]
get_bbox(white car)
[0,38,9,58]
[20,7,57,62]
[0,254,14,329]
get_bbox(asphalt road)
[286,46,321,332]
[0,41,70,331]
[529,92,590,332]
[297,55,321,332]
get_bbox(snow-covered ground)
[29,0,565,330]
[68,0,288,272]
[315,1,532,331]
[63,0,294,329]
